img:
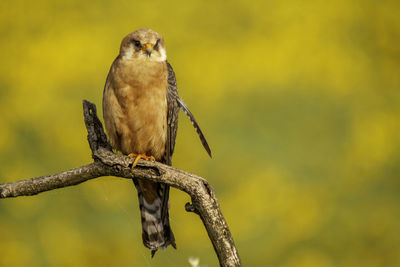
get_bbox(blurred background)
[1,0,400,266]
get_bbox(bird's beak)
[143,43,153,57]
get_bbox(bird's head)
[119,28,166,62]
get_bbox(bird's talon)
[129,153,155,168]
[128,153,138,159]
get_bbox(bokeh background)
[1,0,400,266]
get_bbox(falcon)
[102,28,211,256]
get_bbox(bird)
[102,28,212,256]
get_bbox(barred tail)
[133,179,176,257]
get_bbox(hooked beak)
[143,43,153,57]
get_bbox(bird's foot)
[128,153,155,168]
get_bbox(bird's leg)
[128,153,156,168]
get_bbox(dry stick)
[0,100,241,267]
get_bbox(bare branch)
[0,100,241,267]
[0,163,103,198]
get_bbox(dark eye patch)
[154,38,160,51]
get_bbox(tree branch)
[0,100,241,267]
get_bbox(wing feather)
[165,61,212,159]
[176,98,212,158]
[164,61,180,165]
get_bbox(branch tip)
[185,202,200,215]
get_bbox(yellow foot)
[128,153,155,168]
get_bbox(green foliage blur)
[1,0,400,266]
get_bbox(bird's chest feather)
[113,60,168,159]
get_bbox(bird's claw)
[128,153,155,168]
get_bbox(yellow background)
[1,0,400,266]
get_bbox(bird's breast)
[109,60,169,160]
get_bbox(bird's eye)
[131,39,141,48]
[154,39,160,51]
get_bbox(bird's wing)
[176,97,212,158]
[165,61,212,159]
[164,61,180,165]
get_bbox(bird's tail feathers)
[133,179,176,257]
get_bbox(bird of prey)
[102,28,212,256]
